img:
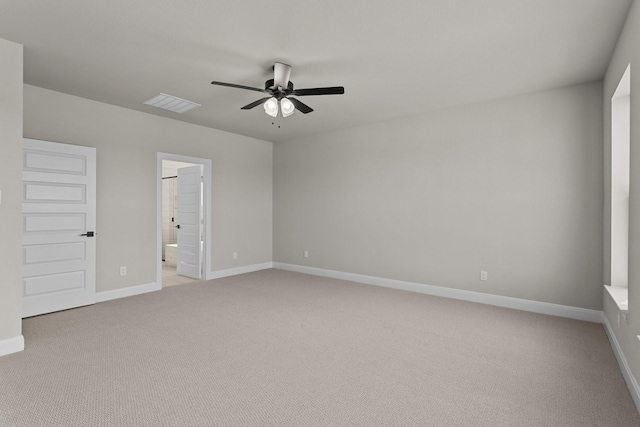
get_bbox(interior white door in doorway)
[22,139,97,318]
[176,165,202,279]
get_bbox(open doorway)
[157,153,212,289]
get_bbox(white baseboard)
[96,263,273,303]
[96,282,159,303]
[273,263,603,323]
[207,262,273,280]
[602,313,640,412]
[0,335,24,357]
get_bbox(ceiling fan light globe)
[281,98,295,117]
[263,97,278,117]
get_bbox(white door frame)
[157,153,212,288]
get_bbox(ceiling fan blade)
[211,81,268,93]
[240,97,272,110]
[291,86,345,96]
[289,97,314,114]
[273,62,292,89]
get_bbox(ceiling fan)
[211,62,345,118]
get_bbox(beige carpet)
[162,263,199,287]
[1,269,638,426]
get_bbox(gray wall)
[274,82,603,310]
[603,0,640,397]
[24,85,273,293]
[0,39,23,344]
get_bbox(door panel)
[24,271,85,296]
[176,165,202,279]
[24,213,86,233]
[22,139,96,318]
[24,149,86,174]
[23,242,86,264]
[24,182,86,202]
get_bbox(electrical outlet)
[480,270,488,281]
[232,252,238,260]
[120,266,127,276]
[303,250,309,258]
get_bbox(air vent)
[143,93,201,114]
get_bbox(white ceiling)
[0,0,632,143]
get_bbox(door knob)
[80,231,95,237]
[175,225,180,229]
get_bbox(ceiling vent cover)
[143,93,201,113]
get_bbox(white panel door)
[176,165,202,279]
[22,139,96,318]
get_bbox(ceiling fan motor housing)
[265,79,294,99]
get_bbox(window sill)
[605,285,628,313]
